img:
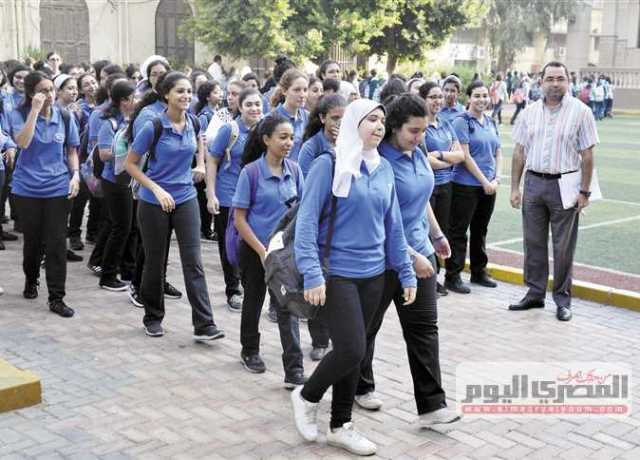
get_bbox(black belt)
[528,170,577,180]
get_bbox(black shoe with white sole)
[164,281,182,299]
[99,278,128,292]
[241,353,266,373]
[193,325,225,342]
[144,323,164,337]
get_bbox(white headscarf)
[140,55,169,80]
[332,98,385,198]
[53,74,73,90]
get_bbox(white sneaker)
[291,385,318,441]
[326,422,376,456]
[354,392,383,411]
[418,407,461,429]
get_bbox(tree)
[484,0,578,71]
[367,0,472,74]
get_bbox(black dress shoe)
[1,231,18,241]
[23,280,39,299]
[66,249,83,262]
[556,306,572,321]
[470,272,498,288]
[436,282,449,297]
[508,297,545,311]
[444,277,471,294]
[0,240,4,250]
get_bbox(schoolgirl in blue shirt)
[9,71,81,318]
[306,76,324,114]
[418,81,464,295]
[231,114,305,385]
[125,72,224,341]
[242,72,270,113]
[298,94,346,177]
[446,80,503,294]
[355,93,459,430]
[95,81,137,292]
[439,75,466,124]
[77,73,99,130]
[206,88,263,312]
[272,69,309,162]
[193,80,223,240]
[291,99,416,456]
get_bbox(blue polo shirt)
[133,100,166,138]
[9,106,80,198]
[97,113,125,184]
[79,99,95,120]
[130,112,198,206]
[0,131,16,172]
[295,154,416,290]
[87,101,109,145]
[197,105,215,131]
[1,91,24,131]
[379,142,435,258]
[298,130,334,178]
[425,116,458,186]
[438,103,465,124]
[274,104,308,162]
[232,155,303,246]
[209,119,251,207]
[451,113,500,186]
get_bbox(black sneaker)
[284,372,307,390]
[267,306,278,323]
[227,293,243,313]
[69,236,84,251]
[85,234,96,245]
[128,285,144,308]
[0,240,4,250]
[201,231,216,241]
[1,231,18,241]
[100,278,128,292]
[87,262,102,276]
[23,280,39,299]
[193,325,225,342]
[164,282,182,299]
[66,249,83,262]
[444,277,471,294]
[241,353,266,374]
[470,272,498,288]
[436,282,448,296]
[144,323,164,337]
[49,299,75,318]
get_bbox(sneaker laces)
[337,422,365,441]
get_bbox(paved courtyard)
[1,236,640,459]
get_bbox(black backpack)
[264,153,337,319]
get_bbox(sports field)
[487,114,640,283]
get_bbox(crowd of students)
[0,52,513,455]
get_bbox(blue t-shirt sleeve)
[130,120,155,156]
[8,110,25,139]
[444,120,459,143]
[384,176,417,288]
[231,167,251,209]
[66,113,81,148]
[295,155,332,290]
[198,113,209,132]
[97,119,116,149]
[297,138,315,178]
[452,117,470,144]
[209,123,232,159]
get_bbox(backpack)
[131,112,201,198]
[112,120,132,185]
[225,157,300,268]
[264,153,337,319]
[512,88,524,104]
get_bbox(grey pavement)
[1,234,640,459]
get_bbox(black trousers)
[0,170,4,233]
[213,206,241,300]
[510,101,526,124]
[445,183,496,279]
[13,194,69,302]
[138,198,216,330]
[100,180,135,282]
[429,182,452,274]
[195,181,212,236]
[86,196,102,239]
[358,259,446,414]
[238,240,303,378]
[131,205,171,290]
[0,164,13,220]
[89,199,110,267]
[68,181,102,240]
[301,273,385,429]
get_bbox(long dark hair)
[383,93,427,141]
[8,64,30,88]
[126,72,168,142]
[96,72,126,105]
[242,114,291,166]
[18,71,52,118]
[379,78,407,105]
[101,80,135,120]
[303,94,346,141]
[194,80,219,115]
[318,59,339,80]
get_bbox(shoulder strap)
[224,120,240,166]
[283,158,300,188]
[187,112,200,135]
[149,117,163,161]
[108,117,118,132]
[321,153,338,271]
[245,161,261,206]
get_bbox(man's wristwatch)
[579,190,591,198]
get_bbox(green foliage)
[21,46,46,61]
[484,0,578,70]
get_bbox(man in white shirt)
[207,55,224,82]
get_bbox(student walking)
[272,69,309,162]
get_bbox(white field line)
[488,215,640,247]
[489,246,640,280]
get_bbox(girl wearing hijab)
[231,114,305,385]
[356,93,460,428]
[135,55,170,99]
[8,71,80,317]
[291,99,416,456]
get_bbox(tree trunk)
[386,53,398,75]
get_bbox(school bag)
[112,120,132,186]
[225,157,300,268]
[131,112,201,199]
[512,88,524,104]
[263,153,337,319]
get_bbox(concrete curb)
[0,359,41,413]
[465,262,640,312]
